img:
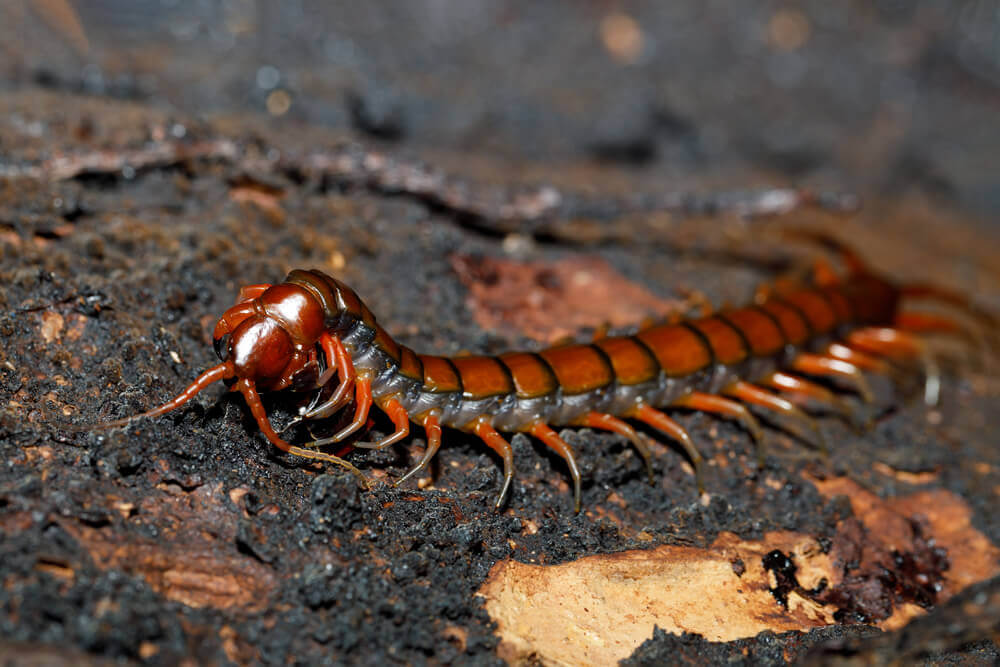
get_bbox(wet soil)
[1,3,999,666]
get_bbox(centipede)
[94,232,993,512]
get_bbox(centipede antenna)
[92,362,233,430]
[288,446,370,487]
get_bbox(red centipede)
[95,233,992,511]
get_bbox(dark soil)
[1,3,999,665]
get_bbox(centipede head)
[213,284,327,392]
[97,283,329,449]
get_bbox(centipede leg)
[824,342,892,375]
[303,333,357,419]
[473,420,515,510]
[895,311,987,367]
[846,327,941,405]
[629,405,704,493]
[303,375,373,446]
[395,411,442,487]
[760,371,866,430]
[238,378,369,485]
[790,353,875,404]
[575,412,655,484]
[722,380,828,455]
[900,283,1000,347]
[671,392,766,466]
[355,397,410,450]
[529,423,582,513]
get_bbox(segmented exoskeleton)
[98,234,989,511]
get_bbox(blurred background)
[2,0,999,218]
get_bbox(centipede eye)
[214,333,231,361]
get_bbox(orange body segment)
[397,346,424,382]
[372,324,402,363]
[688,317,747,365]
[780,289,838,334]
[419,355,463,393]
[720,308,785,357]
[819,286,853,322]
[758,300,810,345]
[450,356,515,399]
[593,336,660,385]
[636,324,713,376]
[499,352,559,398]
[538,344,614,395]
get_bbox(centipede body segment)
[96,234,984,512]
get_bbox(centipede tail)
[93,235,993,511]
